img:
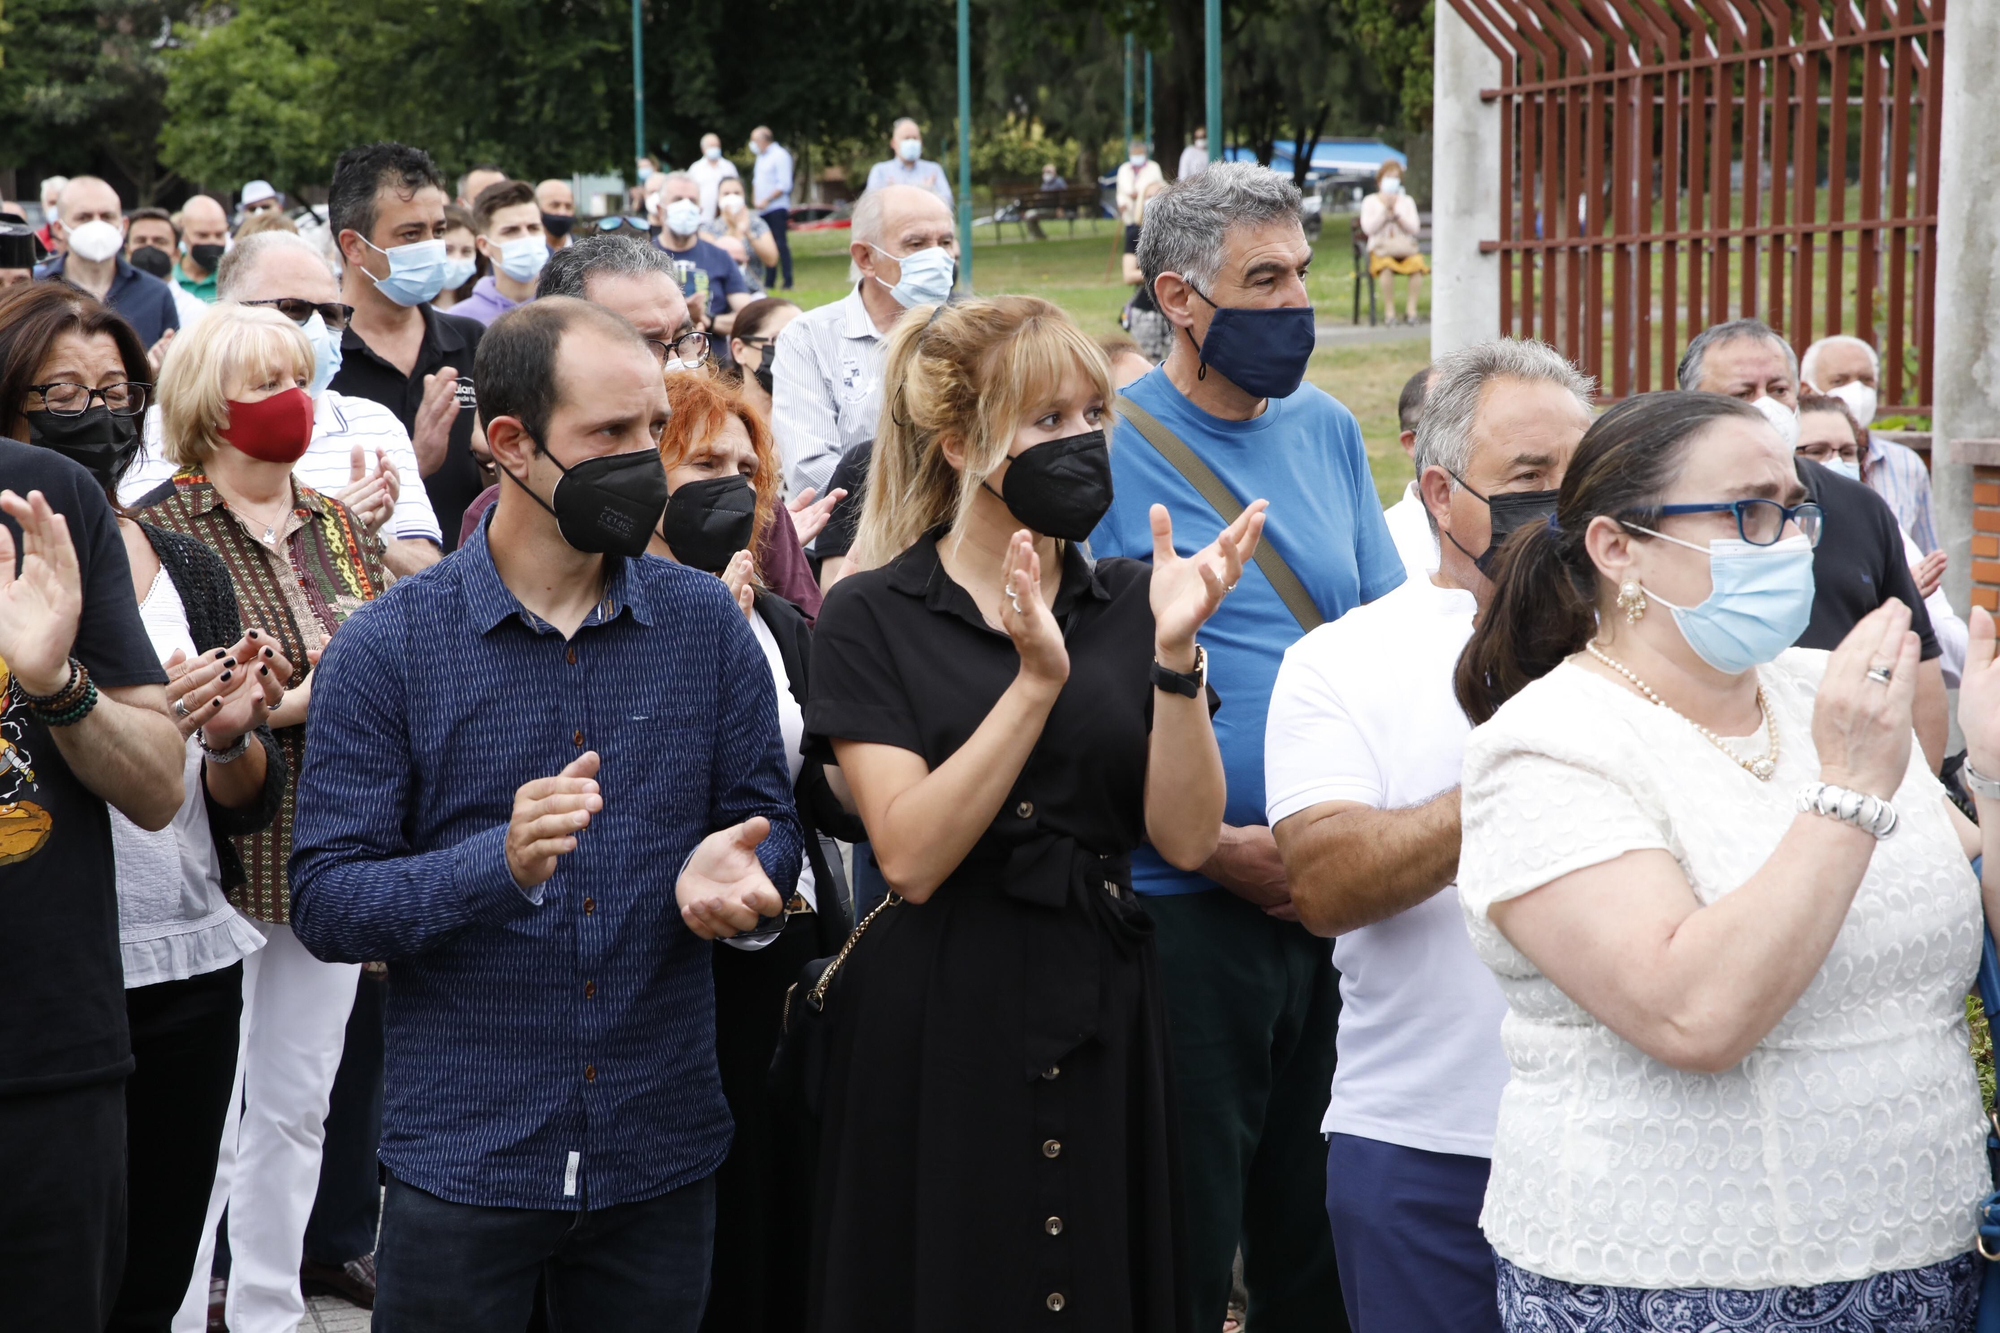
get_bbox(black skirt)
[807,862,1190,1333]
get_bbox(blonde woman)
[1360,160,1427,326]
[805,295,1264,1329]
[136,303,389,1331]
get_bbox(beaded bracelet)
[10,656,89,714]
[30,673,99,728]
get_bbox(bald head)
[58,177,122,230]
[535,179,574,214]
[218,231,339,305]
[180,194,230,253]
[853,183,952,250]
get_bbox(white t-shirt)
[1458,648,1985,1289]
[1381,480,1438,579]
[111,566,265,987]
[686,156,742,223]
[123,390,444,548]
[1264,574,1508,1157]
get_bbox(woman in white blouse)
[1454,389,2000,1330]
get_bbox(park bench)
[997,183,1106,240]
[1350,211,1433,326]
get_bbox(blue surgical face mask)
[495,235,550,284]
[869,242,956,308]
[303,311,343,399]
[440,256,477,293]
[362,236,449,306]
[1824,457,1861,482]
[1186,286,1317,400]
[1628,527,1817,675]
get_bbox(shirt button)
[573,729,584,747]
[584,981,596,999]
[1016,800,1034,819]
[1044,1216,1064,1236]
[1046,1293,1065,1312]
[583,897,595,914]
[584,1064,596,1082]
[1041,1139,1061,1158]
[566,646,577,665]
[1041,1065,1060,1080]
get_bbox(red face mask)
[220,387,314,464]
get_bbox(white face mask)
[65,219,124,264]
[703,145,722,162]
[1825,457,1862,482]
[1826,378,1878,430]
[1751,394,1800,451]
[664,199,702,237]
[1381,176,1403,195]
[719,194,745,215]
[1129,152,1147,167]
[898,138,923,163]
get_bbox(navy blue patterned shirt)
[288,519,801,1210]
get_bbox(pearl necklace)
[1584,641,1779,780]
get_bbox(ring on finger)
[172,699,190,718]
[1866,665,1894,685]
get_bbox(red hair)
[658,370,781,575]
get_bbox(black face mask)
[752,360,774,399]
[501,442,668,557]
[986,429,1114,542]
[128,245,174,279]
[658,473,757,573]
[26,407,142,491]
[1442,470,1559,576]
[541,213,575,239]
[188,243,226,272]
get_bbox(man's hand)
[505,751,603,891]
[0,489,83,696]
[336,444,399,537]
[412,370,460,478]
[677,817,784,939]
[786,487,848,545]
[1200,823,1296,920]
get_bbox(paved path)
[305,1295,371,1331]
[1315,322,1429,347]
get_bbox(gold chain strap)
[807,892,902,1009]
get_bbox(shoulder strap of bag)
[1114,397,1323,633]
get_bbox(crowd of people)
[3,124,1997,1333]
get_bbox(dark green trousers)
[1148,887,1348,1333]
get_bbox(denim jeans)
[372,1171,716,1333]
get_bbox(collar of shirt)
[38,252,147,301]
[839,282,880,343]
[340,301,473,378]
[176,266,218,299]
[458,515,658,637]
[167,469,328,524]
[886,527,1112,634]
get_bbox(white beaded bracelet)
[1795,781,1898,839]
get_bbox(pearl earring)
[1616,579,1647,624]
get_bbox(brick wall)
[1975,467,2000,612]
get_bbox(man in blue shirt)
[864,117,954,210]
[289,297,801,1332]
[1090,162,1403,1333]
[749,126,795,289]
[651,172,753,338]
[33,176,180,348]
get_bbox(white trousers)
[172,922,360,1333]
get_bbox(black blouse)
[806,532,1203,904]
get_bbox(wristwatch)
[1962,759,2000,801]
[1150,645,1207,699]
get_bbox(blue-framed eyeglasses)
[1623,499,1825,548]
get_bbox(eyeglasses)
[645,332,711,366]
[27,382,150,417]
[242,298,355,331]
[1628,499,1826,548]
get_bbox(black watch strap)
[1150,645,1206,699]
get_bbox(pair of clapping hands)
[163,628,297,749]
[505,752,781,940]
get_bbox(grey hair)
[1800,333,1878,388]
[1412,338,1597,536]
[1676,317,1797,391]
[656,171,696,194]
[216,230,334,301]
[537,234,676,300]
[892,117,921,136]
[1136,162,1302,298]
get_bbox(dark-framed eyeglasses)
[27,381,150,417]
[645,331,711,366]
[1627,499,1826,548]
[242,297,355,331]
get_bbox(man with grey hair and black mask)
[1267,339,1593,1333]
[1679,316,1947,772]
[1801,332,1937,551]
[1088,160,1404,1332]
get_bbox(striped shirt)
[134,473,389,923]
[1864,434,1938,553]
[286,520,802,1209]
[125,391,445,548]
[768,283,886,502]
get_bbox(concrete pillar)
[1933,0,2000,625]
[1430,5,1502,358]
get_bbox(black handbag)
[769,892,900,1119]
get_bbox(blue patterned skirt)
[1495,1253,1979,1333]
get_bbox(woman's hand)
[786,486,848,545]
[1812,599,1921,799]
[1959,607,2000,776]
[1910,549,1947,600]
[1148,500,1265,667]
[336,444,399,538]
[999,530,1067,691]
[720,549,756,621]
[166,630,295,742]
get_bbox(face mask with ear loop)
[1622,524,1817,675]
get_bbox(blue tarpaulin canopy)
[1222,139,1406,181]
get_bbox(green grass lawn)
[778,221,1429,508]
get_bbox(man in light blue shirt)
[750,126,795,290]
[863,118,953,211]
[1090,162,1401,1333]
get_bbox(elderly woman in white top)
[1453,389,2000,1331]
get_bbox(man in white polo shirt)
[123,231,443,576]
[1380,364,1438,578]
[1265,339,1593,1333]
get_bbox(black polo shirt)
[330,305,485,550]
[1796,456,1939,659]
